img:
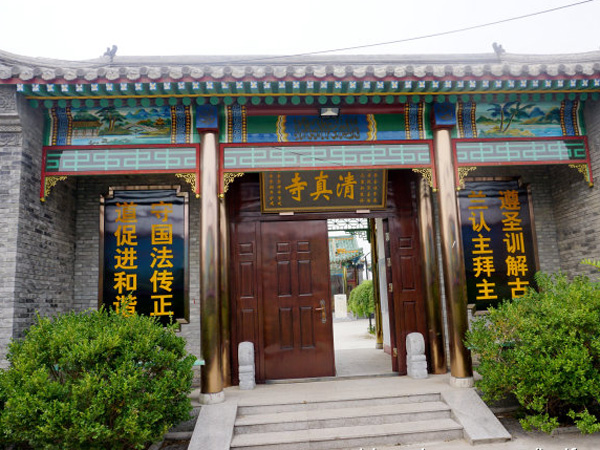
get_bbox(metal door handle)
[315,299,327,324]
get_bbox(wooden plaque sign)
[260,169,387,213]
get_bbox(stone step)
[236,392,441,415]
[235,400,451,434]
[230,418,464,450]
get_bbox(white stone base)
[334,294,347,319]
[450,376,474,388]
[199,390,225,405]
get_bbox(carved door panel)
[261,220,334,380]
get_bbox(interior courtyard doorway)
[328,218,394,378]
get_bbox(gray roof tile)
[1,48,600,84]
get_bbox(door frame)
[227,171,429,384]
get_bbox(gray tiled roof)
[1,49,600,83]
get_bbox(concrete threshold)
[264,371,397,384]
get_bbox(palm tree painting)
[485,103,507,131]
[480,102,536,137]
[502,102,536,132]
[477,101,570,137]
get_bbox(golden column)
[432,104,473,386]
[199,130,224,404]
[417,176,447,374]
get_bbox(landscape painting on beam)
[45,105,197,146]
[456,100,584,139]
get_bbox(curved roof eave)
[1,48,600,84]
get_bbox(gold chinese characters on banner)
[260,169,387,213]
[459,180,538,311]
[100,188,189,325]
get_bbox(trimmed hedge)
[0,305,196,449]
[348,280,374,318]
[466,273,600,433]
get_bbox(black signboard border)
[99,185,190,324]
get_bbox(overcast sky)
[1,0,598,61]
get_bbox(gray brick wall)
[74,176,201,360]
[0,86,77,366]
[0,86,21,365]
[548,100,600,276]
[12,104,77,340]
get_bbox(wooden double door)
[229,172,428,383]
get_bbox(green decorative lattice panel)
[222,143,432,170]
[45,146,198,172]
[455,139,587,164]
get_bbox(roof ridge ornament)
[492,42,505,60]
[103,45,118,63]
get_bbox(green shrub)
[466,272,600,434]
[0,304,196,449]
[348,280,374,318]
